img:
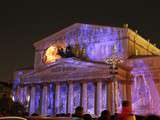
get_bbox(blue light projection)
[59,83,68,113]
[65,24,125,61]
[131,59,160,115]
[16,24,160,116]
[73,83,81,110]
[12,71,24,102]
[35,85,42,114]
[102,82,107,111]
[87,82,95,114]
[47,83,54,115]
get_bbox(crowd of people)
[71,100,160,120]
[1,97,160,120]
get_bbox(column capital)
[42,82,50,86]
[23,84,30,87]
[30,84,37,87]
[80,80,88,84]
[19,84,24,88]
[67,80,74,84]
[94,79,103,83]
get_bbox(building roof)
[33,23,126,49]
[128,55,160,59]
[33,23,160,55]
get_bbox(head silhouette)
[75,106,83,117]
[100,110,111,120]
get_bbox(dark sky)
[0,0,160,82]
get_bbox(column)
[102,82,107,110]
[126,82,132,104]
[126,81,132,111]
[81,82,87,113]
[95,81,102,116]
[122,82,127,100]
[15,86,19,101]
[23,85,28,104]
[30,85,36,114]
[25,86,30,113]
[67,82,73,113]
[20,86,24,103]
[42,84,48,115]
[55,82,60,114]
[114,80,119,113]
[106,81,113,113]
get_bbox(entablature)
[21,58,131,85]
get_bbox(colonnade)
[17,80,131,116]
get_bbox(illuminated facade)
[13,23,160,116]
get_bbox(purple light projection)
[59,82,68,113]
[87,82,95,114]
[47,83,54,115]
[12,71,24,102]
[13,70,33,105]
[117,82,123,113]
[102,82,107,111]
[73,83,81,110]
[14,24,160,116]
[131,59,160,115]
[65,24,125,62]
[35,85,42,114]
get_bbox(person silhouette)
[98,110,111,120]
[119,101,136,120]
[72,106,84,120]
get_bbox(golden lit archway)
[43,45,61,64]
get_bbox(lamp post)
[105,44,123,114]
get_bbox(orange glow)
[44,45,61,64]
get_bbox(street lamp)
[105,43,123,113]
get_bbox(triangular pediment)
[22,58,131,84]
[23,58,109,83]
[35,58,107,77]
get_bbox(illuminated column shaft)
[107,81,113,113]
[15,87,19,101]
[67,82,73,113]
[24,85,28,102]
[114,80,118,113]
[30,86,36,114]
[20,86,24,103]
[81,82,87,113]
[55,82,60,114]
[126,82,132,106]
[42,85,48,115]
[103,83,107,110]
[122,82,127,100]
[96,81,102,116]
[25,86,30,112]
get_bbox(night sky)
[0,0,160,83]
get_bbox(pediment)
[22,58,131,84]
[37,58,107,75]
[22,58,109,83]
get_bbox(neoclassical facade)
[13,23,160,116]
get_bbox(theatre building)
[13,23,160,116]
